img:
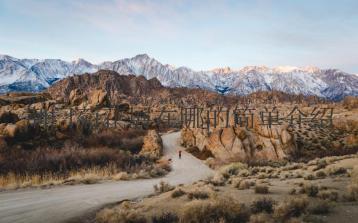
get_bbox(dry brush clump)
[343,165,358,201]
[179,198,250,223]
[254,185,269,194]
[187,190,210,200]
[96,206,146,223]
[273,197,309,221]
[250,197,275,214]
[153,181,175,194]
[171,188,186,198]
[152,212,179,223]
[307,199,333,215]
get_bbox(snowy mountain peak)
[273,66,299,73]
[0,54,357,101]
[211,67,233,74]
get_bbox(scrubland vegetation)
[96,153,358,223]
[0,128,169,189]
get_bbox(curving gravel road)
[0,132,213,223]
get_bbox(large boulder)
[69,89,84,106]
[89,89,108,108]
[140,130,163,157]
[181,125,296,163]
[4,124,17,138]
[3,119,37,141]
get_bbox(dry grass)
[96,206,146,223]
[254,185,269,194]
[187,190,210,200]
[152,212,179,223]
[343,165,358,201]
[153,181,174,194]
[250,197,275,214]
[0,128,166,190]
[317,190,339,201]
[307,199,333,215]
[302,184,319,197]
[249,213,274,223]
[171,188,186,198]
[273,197,308,221]
[179,198,250,223]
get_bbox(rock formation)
[140,130,163,158]
[181,124,296,163]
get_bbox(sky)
[0,0,357,73]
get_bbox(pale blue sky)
[0,0,357,73]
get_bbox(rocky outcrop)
[0,92,50,106]
[140,130,163,157]
[0,119,39,142]
[69,89,85,106]
[89,89,108,108]
[181,125,296,162]
[47,70,164,106]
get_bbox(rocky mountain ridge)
[1,54,357,100]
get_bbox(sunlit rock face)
[181,124,296,163]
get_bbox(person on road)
[179,150,182,159]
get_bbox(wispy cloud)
[0,0,357,72]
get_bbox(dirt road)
[0,132,213,223]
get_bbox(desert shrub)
[149,166,168,178]
[179,198,250,223]
[303,184,319,197]
[0,145,135,177]
[257,173,268,179]
[171,189,186,198]
[328,166,347,176]
[273,197,308,221]
[156,159,172,172]
[239,169,251,177]
[153,181,174,194]
[250,197,275,214]
[307,200,333,215]
[85,129,146,153]
[220,162,248,178]
[289,188,296,195]
[237,180,251,190]
[249,213,274,223]
[343,166,358,201]
[304,174,315,180]
[187,190,210,200]
[315,170,326,179]
[314,159,327,171]
[96,207,146,223]
[343,184,358,201]
[317,190,339,201]
[254,185,269,194]
[76,116,93,136]
[209,173,226,186]
[152,212,179,223]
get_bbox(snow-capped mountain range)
[0,54,357,100]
